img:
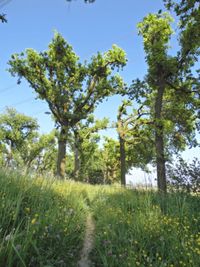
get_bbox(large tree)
[9,32,126,178]
[129,12,199,192]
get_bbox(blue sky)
[0,0,199,162]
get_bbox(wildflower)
[5,234,12,241]
[31,218,37,225]
[24,207,30,213]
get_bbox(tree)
[117,102,127,186]
[0,108,38,167]
[9,32,126,178]
[164,0,200,79]
[129,12,199,193]
[164,0,200,30]
[19,131,56,172]
[71,115,109,180]
[117,100,154,186]
[101,137,121,184]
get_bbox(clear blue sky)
[0,0,199,161]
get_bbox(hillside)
[0,170,199,267]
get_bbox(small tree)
[9,32,127,178]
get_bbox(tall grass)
[0,169,199,267]
[91,189,200,267]
[0,170,88,267]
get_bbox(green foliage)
[8,32,126,177]
[101,137,121,183]
[138,12,174,73]
[0,14,7,23]
[68,116,109,183]
[20,131,57,171]
[167,157,200,193]
[0,109,57,173]
[117,101,154,170]
[128,11,199,192]
[0,108,38,148]
[164,0,200,71]
[8,32,126,129]
[0,108,38,167]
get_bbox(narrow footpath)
[78,213,95,267]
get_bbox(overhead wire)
[0,97,36,112]
[0,83,18,94]
[0,0,12,9]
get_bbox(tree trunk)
[56,127,67,179]
[155,81,167,193]
[74,145,80,179]
[119,135,126,186]
[73,130,81,180]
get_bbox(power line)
[0,97,35,111]
[0,0,12,9]
[0,84,18,94]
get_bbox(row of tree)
[0,108,126,184]
[1,0,200,192]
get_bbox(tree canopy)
[8,32,127,178]
[126,11,199,192]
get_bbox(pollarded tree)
[131,12,199,192]
[9,32,126,178]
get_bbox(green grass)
[0,170,88,267]
[0,169,199,267]
[91,189,200,267]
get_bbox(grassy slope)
[0,170,200,267]
[0,170,88,267]
[91,189,200,267]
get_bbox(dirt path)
[78,213,95,267]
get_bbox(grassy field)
[0,170,199,267]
